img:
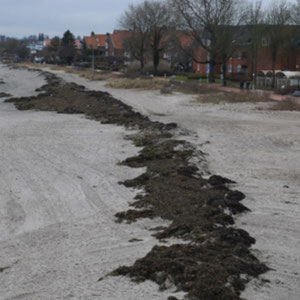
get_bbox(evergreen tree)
[59,30,76,65]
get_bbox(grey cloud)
[0,0,144,38]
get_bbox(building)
[83,34,109,56]
[83,30,131,67]
[108,30,130,59]
[27,42,45,54]
[191,25,300,82]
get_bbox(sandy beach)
[0,64,299,299]
[0,64,187,299]
[43,66,300,299]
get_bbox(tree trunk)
[251,54,257,89]
[209,60,216,83]
[153,48,160,75]
[271,51,276,89]
[140,56,144,73]
[222,57,227,86]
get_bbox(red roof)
[84,35,107,49]
[111,30,130,50]
[44,39,51,47]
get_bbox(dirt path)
[40,68,300,300]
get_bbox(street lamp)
[91,45,95,79]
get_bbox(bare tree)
[121,0,170,75]
[145,1,171,75]
[265,0,292,88]
[292,0,300,24]
[163,31,194,71]
[245,0,265,87]
[120,3,151,73]
[43,36,61,63]
[217,24,245,86]
[171,0,246,83]
[2,39,19,56]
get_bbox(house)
[107,30,131,62]
[190,25,300,84]
[83,34,109,56]
[27,41,44,54]
[83,30,131,64]
[162,31,194,71]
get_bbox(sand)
[0,64,299,299]
[0,64,186,299]
[40,68,300,300]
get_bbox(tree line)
[0,30,78,65]
[42,30,78,65]
[1,0,299,88]
[121,0,300,87]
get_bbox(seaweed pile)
[7,70,268,300]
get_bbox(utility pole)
[91,45,95,79]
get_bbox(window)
[237,51,241,59]
[236,65,241,72]
[262,38,269,47]
[241,65,248,74]
[197,64,200,72]
[163,52,170,59]
[228,64,232,73]
[202,39,211,47]
[206,64,210,73]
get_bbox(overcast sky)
[0,0,145,38]
[0,0,296,39]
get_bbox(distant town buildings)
[27,42,44,54]
[83,30,130,61]
[2,25,299,88]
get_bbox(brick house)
[191,26,300,79]
[107,30,130,59]
[83,31,131,62]
[83,34,109,56]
